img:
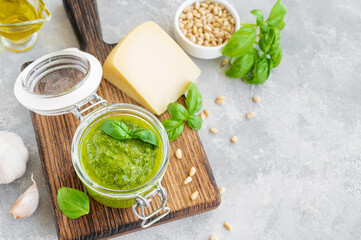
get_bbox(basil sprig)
[101,120,159,146]
[162,83,203,141]
[222,0,286,84]
[57,187,90,219]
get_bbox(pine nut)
[209,236,219,240]
[185,22,193,29]
[184,176,192,184]
[204,24,212,32]
[219,186,226,194]
[186,12,193,20]
[195,1,200,9]
[199,8,206,15]
[199,32,204,39]
[203,109,210,117]
[223,222,232,231]
[209,128,219,134]
[217,95,226,100]
[189,34,196,43]
[193,25,197,34]
[221,58,228,66]
[215,99,225,105]
[216,96,226,105]
[204,32,211,42]
[213,6,218,15]
[191,191,199,200]
[230,136,238,143]
[252,95,260,103]
[189,167,196,177]
[246,112,254,119]
[200,112,206,120]
[175,148,182,159]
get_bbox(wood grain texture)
[23,0,221,239]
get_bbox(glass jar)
[14,48,171,228]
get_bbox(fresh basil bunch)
[162,82,203,141]
[101,120,159,146]
[222,0,286,84]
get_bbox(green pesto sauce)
[81,115,162,190]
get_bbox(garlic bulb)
[10,174,39,219]
[0,131,29,184]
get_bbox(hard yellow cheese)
[103,21,201,115]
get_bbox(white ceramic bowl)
[174,0,240,59]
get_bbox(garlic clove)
[0,131,29,184]
[10,174,39,219]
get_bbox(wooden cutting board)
[23,0,220,239]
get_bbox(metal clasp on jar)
[132,182,170,228]
[72,93,107,121]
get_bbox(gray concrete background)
[1,0,361,239]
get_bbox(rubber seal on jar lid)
[14,48,102,116]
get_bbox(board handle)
[63,0,105,53]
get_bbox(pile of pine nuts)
[178,0,236,47]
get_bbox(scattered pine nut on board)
[175,148,182,159]
[191,191,199,200]
[189,167,196,177]
[184,176,192,185]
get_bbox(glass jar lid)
[14,48,103,116]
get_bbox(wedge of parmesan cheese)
[103,21,201,115]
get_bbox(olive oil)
[0,0,45,41]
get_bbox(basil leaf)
[251,9,264,26]
[161,119,184,141]
[269,46,282,68]
[259,28,276,54]
[167,103,188,120]
[100,120,131,140]
[260,24,269,33]
[132,128,159,146]
[57,187,89,219]
[186,115,203,130]
[274,20,286,30]
[243,71,255,82]
[270,28,281,51]
[230,57,239,65]
[222,26,256,57]
[225,48,259,78]
[185,82,202,114]
[101,120,158,146]
[266,0,287,27]
[253,56,272,84]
